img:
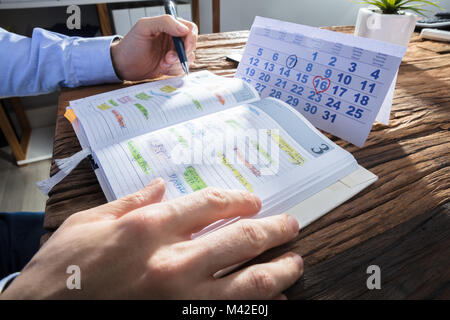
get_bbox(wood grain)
[44,27,450,299]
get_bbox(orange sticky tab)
[64,109,77,123]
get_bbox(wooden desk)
[44,27,450,299]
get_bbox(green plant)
[357,0,443,16]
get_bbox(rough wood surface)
[44,27,450,299]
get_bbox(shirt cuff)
[71,35,122,86]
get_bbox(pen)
[164,0,189,75]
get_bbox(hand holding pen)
[110,12,197,80]
[164,0,190,75]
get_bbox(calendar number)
[249,57,259,67]
[259,72,271,82]
[275,78,287,89]
[264,62,275,72]
[304,103,318,114]
[346,106,364,119]
[255,83,267,93]
[269,89,282,99]
[325,98,341,110]
[308,91,322,103]
[314,78,331,92]
[354,93,370,106]
[245,67,256,76]
[286,96,300,107]
[296,73,309,84]
[272,53,279,61]
[279,67,291,77]
[328,57,337,67]
[306,63,314,72]
[337,73,352,85]
[257,48,263,56]
[371,69,381,80]
[332,85,347,97]
[322,111,337,123]
[360,81,376,93]
[348,62,357,73]
[290,84,304,96]
[286,55,298,69]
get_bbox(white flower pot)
[355,7,417,46]
[354,8,418,125]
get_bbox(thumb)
[136,15,190,37]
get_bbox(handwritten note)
[235,16,406,147]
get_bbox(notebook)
[49,71,377,236]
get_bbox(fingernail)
[251,194,262,210]
[287,215,299,233]
[150,177,164,186]
[292,254,303,271]
[177,22,189,33]
[276,294,288,300]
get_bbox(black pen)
[164,0,189,75]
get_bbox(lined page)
[70,71,259,150]
[94,102,348,201]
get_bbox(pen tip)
[182,62,190,76]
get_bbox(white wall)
[199,0,450,33]
[199,0,213,34]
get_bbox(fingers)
[135,16,197,54]
[178,18,198,53]
[101,178,166,219]
[215,252,303,300]
[153,187,261,237]
[162,51,195,70]
[193,214,299,274]
[136,15,191,38]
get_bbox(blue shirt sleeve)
[0,27,121,97]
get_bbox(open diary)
[41,71,377,235]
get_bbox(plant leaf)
[397,0,443,9]
[399,5,429,15]
[353,0,443,15]
[356,0,388,10]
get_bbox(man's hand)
[110,15,198,81]
[1,178,303,299]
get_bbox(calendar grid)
[236,17,406,147]
[248,42,384,88]
[242,50,379,100]
[240,61,373,114]
[240,63,367,125]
